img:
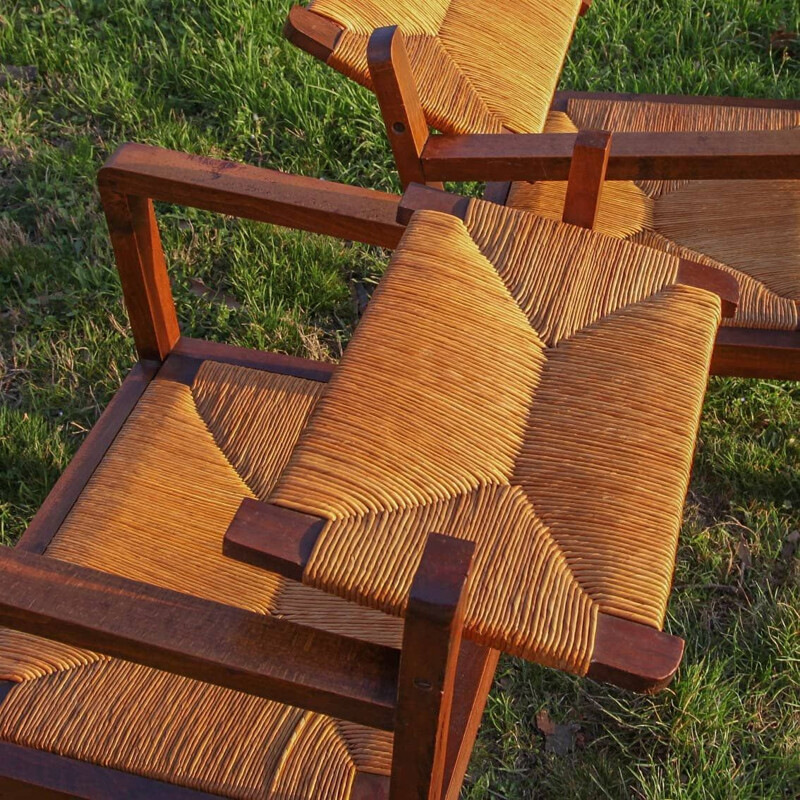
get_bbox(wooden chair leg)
[367,26,443,191]
[99,186,180,362]
[562,129,612,229]
[390,533,474,800]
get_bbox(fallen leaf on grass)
[770,30,799,54]
[737,539,752,572]
[188,277,242,310]
[350,280,373,318]
[535,710,581,756]
[780,530,800,562]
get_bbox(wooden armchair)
[0,144,735,798]
[0,145,476,800]
[285,3,800,379]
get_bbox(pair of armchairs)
[1,2,797,798]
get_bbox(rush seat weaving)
[0,363,397,798]
[288,5,799,337]
[506,102,800,331]
[270,206,723,675]
[308,0,583,134]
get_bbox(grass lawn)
[1,0,799,797]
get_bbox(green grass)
[1,0,798,797]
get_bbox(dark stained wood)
[99,186,181,362]
[562,129,612,229]
[0,742,227,799]
[15,361,159,555]
[367,26,442,191]
[482,181,512,205]
[158,336,336,386]
[712,327,800,379]
[99,143,405,250]
[588,613,684,693]
[553,89,800,112]
[676,258,739,318]
[224,499,325,582]
[397,183,470,225]
[0,547,399,731]
[351,772,390,800]
[391,533,474,800]
[421,129,800,182]
[0,680,13,706]
[283,5,343,63]
[442,642,500,800]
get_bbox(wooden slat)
[396,183,470,225]
[675,259,739,318]
[15,362,159,555]
[711,327,800,379]
[224,500,685,692]
[224,499,325,582]
[421,129,800,182]
[552,89,800,112]
[562,129,612,229]
[159,337,336,386]
[587,614,684,692]
[351,772,390,800]
[99,143,405,250]
[100,187,181,362]
[0,742,227,800]
[442,642,500,800]
[0,744,224,799]
[283,5,343,62]
[0,547,399,730]
[367,26,440,190]
[391,533,474,800]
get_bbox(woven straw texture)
[306,0,799,330]
[311,0,583,134]
[272,207,722,674]
[0,363,395,798]
[508,101,800,330]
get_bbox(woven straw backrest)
[271,205,723,673]
[310,0,583,133]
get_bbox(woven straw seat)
[297,2,799,334]
[0,362,397,798]
[309,0,583,134]
[506,103,800,332]
[266,203,723,676]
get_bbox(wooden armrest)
[0,546,399,730]
[99,143,403,248]
[98,143,404,362]
[284,5,344,62]
[421,129,800,183]
[224,499,684,692]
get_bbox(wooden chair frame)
[285,7,800,380]
[0,144,699,797]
